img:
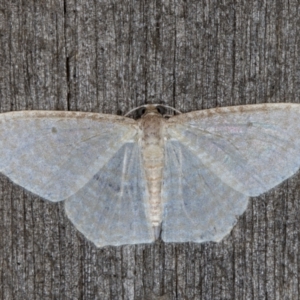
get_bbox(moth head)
[124,104,181,119]
[140,105,162,117]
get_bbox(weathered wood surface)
[0,0,300,299]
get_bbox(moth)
[0,103,299,247]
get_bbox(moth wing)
[0,111,138,201]
[65,142,154,247]
[161,140,248,243]
[165,103,300,197]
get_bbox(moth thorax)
[139,115,165,227]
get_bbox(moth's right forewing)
[165,103,300,196]
[161,103,300,243]
[0,111,138,202]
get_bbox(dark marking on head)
[156,105,167,115]
[136,107,147,118]
[52,127,57,133]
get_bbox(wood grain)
[0,0,300,299]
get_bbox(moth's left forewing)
[0,111,139,202]
[164,103,300,196]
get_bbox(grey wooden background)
[1,0,300,299]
